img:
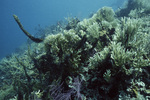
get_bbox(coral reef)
[116,0,150,17]
[0,0,150,99]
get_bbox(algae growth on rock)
[0,0,150,99]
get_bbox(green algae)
[0,0,150,99]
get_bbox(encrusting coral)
[0,0,150,99]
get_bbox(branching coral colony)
[0,0,150,99]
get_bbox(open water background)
[0,0,126,59]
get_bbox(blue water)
[0,0,126,59]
